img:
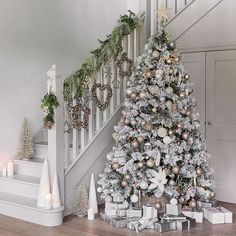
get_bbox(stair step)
[0,191,63,226]
[35,142,48,159]
[14,158,43,178]
[0,174,40,199]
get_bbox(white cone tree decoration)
[17,118,34,160]
[73,183,89,217]
[89,173,98,214]
[37,158,50,207]
[52,174,61,208]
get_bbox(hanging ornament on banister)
[117,52,133,79]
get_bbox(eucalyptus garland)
[63,11,143,102]
[40,92,59,129]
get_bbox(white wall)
[0,0,126,163]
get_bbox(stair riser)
[0,180,39,199]
[14,163,42,178]
[35,145,48,159]
[0,201,63,226]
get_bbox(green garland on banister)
[63,11,144,101]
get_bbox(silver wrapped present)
[176,220,189,231]
[117,209,126,217]
[112,191,125,203]
[161,214,187,222]
[105,202,118,216]
[143,205,157,219]
[137,218,159,232]
[166,204,182,216]
[154,221,176,233]
[127,218,141,230]
[197,200,217,208]
[182,208,203,223]
[100,213,117,223]
[110,217,130,229]
[126,207,142,218]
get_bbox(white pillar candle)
[7,161,14,177]
[44,193,52,210]
[87,208,95,220]
[2,166,7,177]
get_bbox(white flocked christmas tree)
[17,118,34,160]
[97,28,215,209]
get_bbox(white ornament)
[148,169,168,192]
[106,152,113,161]
[170,198,178,205]
[118,157,126,166]
[130,194,139,203]
[97,187,102,193]
[37,158,50,207]
[105,196,112,203]
[163,136,171,144]
[155,150,161,166]
[166,87,173,94]
[152,51,160,58]
[165,100,172,110]
[157,127,167,138]
[89,173,98,214]
[140,181,148,190]
[52,174,61,208]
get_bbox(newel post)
[47,65,65,205]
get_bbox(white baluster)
[110,59,116,113]
[134,28,140,58]
[167,0,176,19]
[151,0,158,35]
[80,97,86,150]
[72,94,78,161]
[103,67,108,122]
[88,83,94,141]
[96,71,102,131]
[64,102,70,168]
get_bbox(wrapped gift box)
[143,205,157,219]
[166,204,182,216]
[197,200,217,208]
[110,217,130,229]
[154,221,176,233]
[112,192,125,203]
[117,209,126,217]
[182,208,203,223]
[202,207,232,224]
[126,207,142,218]
[176,217,196,231]
[137,217,159,231]
[127,218,141,230]
[161,214,187,222]
[100,213,118,223]
[105,202,118,216]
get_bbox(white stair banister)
[47,65,64,204]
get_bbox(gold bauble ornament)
[169,179,176,186]
[164,168,171,176]
[112,163,119,170]
[184,74,190,80]
[174,57,180,63]
[172,103,177,113]
[143,122,153,131]
[137,136,144,143]
[145,69,155,78]
[126,88,133,95]
[177,123,182,129]
[131,139,139,148]
[147,159,155,167]
[181,132,189,140]
[124,173,131,180]
[152,107,157,113]
[189,199,197,208]
[186,111,192,116]
[121,180,128,187]
[169,68,174,75]
[124,118,130,125]
[168,41,176,50]
[172,165,181,174]
[179,92,185,98]
[165,58,172,64]
[141,121,146,126]
[210,191,215,199]
[139,92,146,99]
[137,161,145,168]
[196,167,204,177]
[130,92,137,99]
[157,127,168,138]
[154,202,162,210]
[166,86,174,94]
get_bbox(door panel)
[206,50,236,203]
[182,52,206,138]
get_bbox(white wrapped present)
[143,205,157,219]
[202,207,232,224]
[105,202,118,216]
[197,200,217,208]
[112,191,125,203]
[166,204,182,216]
[126,207,142,218]
[182,208,203,223]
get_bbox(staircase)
[0,0,225,226]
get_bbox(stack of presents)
[100,193,233,233]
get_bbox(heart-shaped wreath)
[91,83,113,111]
[68,102,91,129]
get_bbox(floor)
[0,202,235,236]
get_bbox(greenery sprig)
[41,92,59,129]
[63,11,144,102]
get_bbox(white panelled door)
[182,52,206,138]
[206,50,236,203]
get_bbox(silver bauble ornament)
[141,121,146,126]
[179,92,185,98]
[112,163,119,170]
[137,136,144,143]
[168,41,175,49]
[139,92,146,99]
[137,161,145,168]
[140,181,148,190]
[166,58,172,64]
[166,86,174,94]
[131,140,139,148]
[160,97,165,102]
[157,127,167,138]
[168,130,173,135]
[154,202,162,210]
[126,88,133,95]
[124,173,132,181]
[166,100,172,110]
[163,136,171,144]
[170,198,178,205]
[144,142,152,151]
[121,180,128,187]
[179,196,185,204]
[169,179,176,187]
[143,122,153,131]
[181,132,189,140]
[131,120,137,126]
[210,191,215,199]
[152,51,160,58]
[146,159,155,167]
[172,165,181,174]
[130,194,139,203]
[152,107,157,112]
[169,68,174,75]
[186,111,192,116]
[106,152,113,161]
[184,74,190,80]
[164,168,171,176]
[97,187,102,193]
[196,167,204,177]
[118,157,126,166]
[124,118,130,125]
